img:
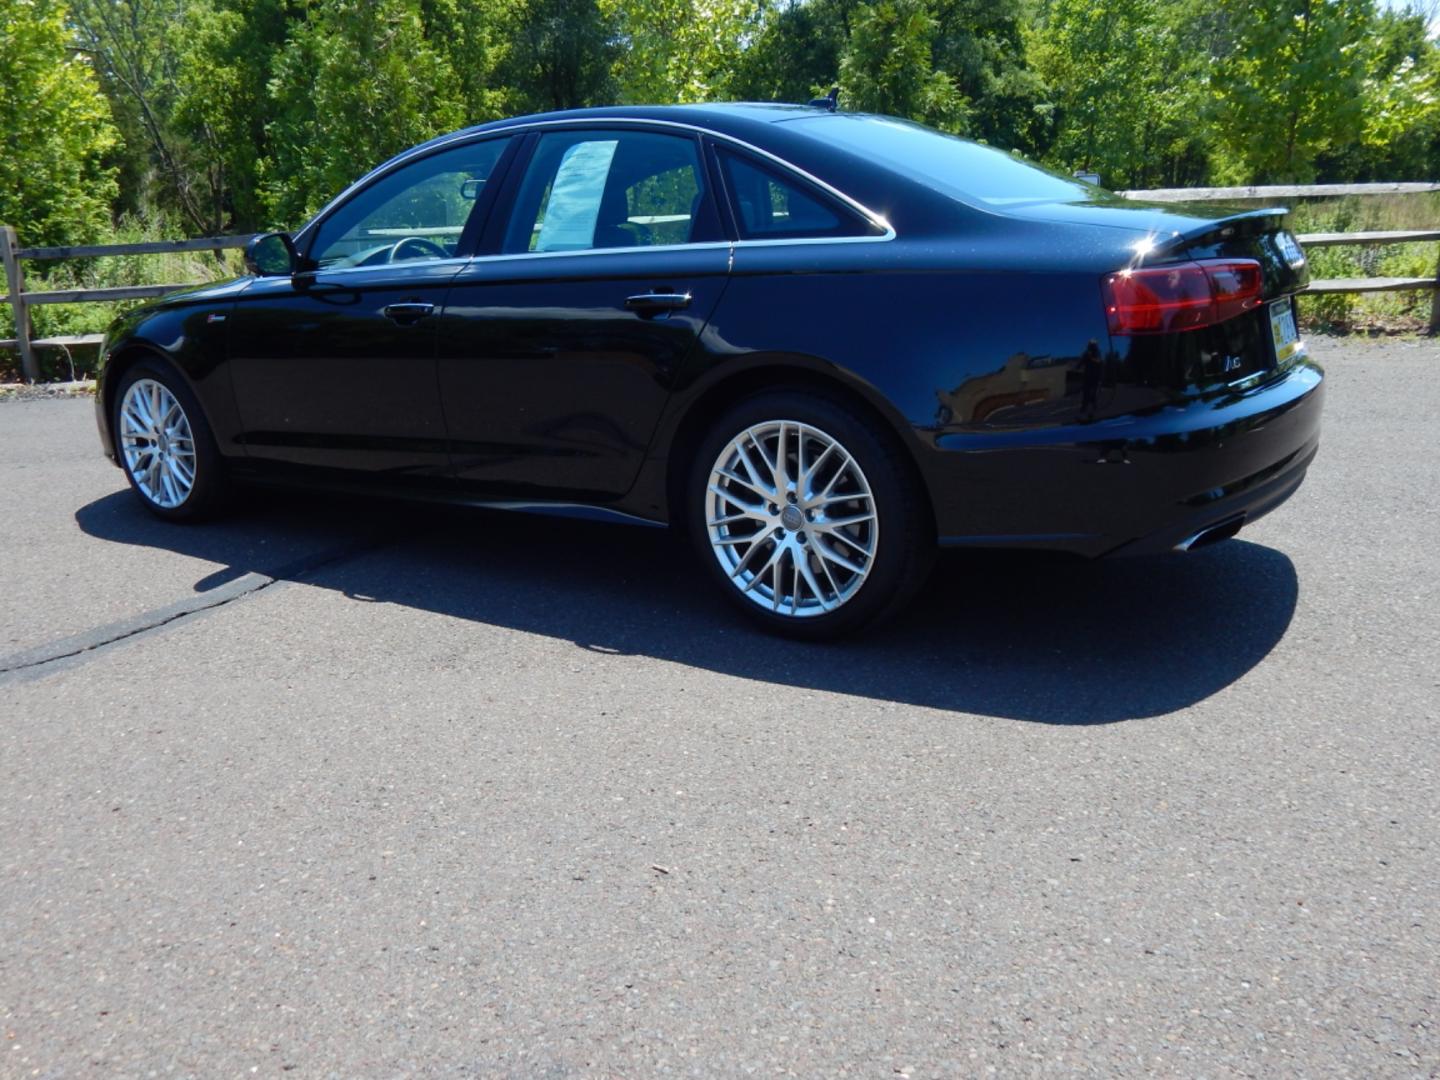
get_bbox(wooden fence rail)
[4,180,1439,382]
[1,226,253,382]
[1120,183,1440,329]
[1119,181,1440,201]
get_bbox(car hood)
[161,275,253,303]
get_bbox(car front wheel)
[113,359,228,520]
[688,390,933,639]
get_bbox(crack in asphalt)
[0,532,405,686]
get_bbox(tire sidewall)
[687,390,930,639]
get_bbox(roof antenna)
[806,86,840,112]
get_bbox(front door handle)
[625,291,692,317]
[382,301,435,325]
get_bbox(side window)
[501,130,715,254]
[309,137,510,269]
[717,149,879,241]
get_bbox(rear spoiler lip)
[1151,205,1291,256]
[1133,204,1308,296]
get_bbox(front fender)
[96,278,252,462]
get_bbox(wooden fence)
[3,180,1439,382]
[0,227,253,382]
[1121,182,1440,331]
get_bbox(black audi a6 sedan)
[96,103,1323,638]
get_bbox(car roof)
[482,102,823,130]
[406,103,826,155]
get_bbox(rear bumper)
[929,358,1325,556]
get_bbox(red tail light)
[1104,259,1263,335]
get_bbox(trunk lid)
[1001,197,1310,298]
[1002,197,1312,400]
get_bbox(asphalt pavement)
[1,336,1436,1077]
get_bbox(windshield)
[789,115,1102,209]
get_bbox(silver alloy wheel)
[118,378,197,509]
[705,419,879,617]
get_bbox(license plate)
[1269,296,1304,364]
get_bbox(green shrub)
[1289,193,1439,333]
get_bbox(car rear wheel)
[113,359,228,520]
[688,390,933,639]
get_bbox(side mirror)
[244,232,299,276]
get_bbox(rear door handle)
[625,292,692,317]
[382,301,435,325]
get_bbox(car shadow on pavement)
[76,489,1299,726]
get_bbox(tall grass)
[1,209,244,382]
[1288,192,1440,333]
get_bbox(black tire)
[112,358,229,521]
[686,389,934,640]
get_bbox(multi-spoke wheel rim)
[118,378,196,509]
[705,420,878,618]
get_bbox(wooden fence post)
[1,225,38,383]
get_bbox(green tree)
[263,0,467,224]
[500,0,620,112]
[0,0,118,246]
[1354,6,1440,178]
[1028,0,1208,188]
[606,0,760,103]
[728,0,862,104]
[171,0,297,232]
[733,0,1050,154]
[839,0,967,129]
[69,0,224,230]
[420,0,514,121]
[931,0,1055,155]
[1209,0,1372,182]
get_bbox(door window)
[717,148,881,240]
[309,137,511,269]
[502,130,717,254]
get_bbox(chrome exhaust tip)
[1175,516,1245,552]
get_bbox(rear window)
[791,115,1097,209]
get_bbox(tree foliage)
[1209,0,1373,182]
[932,0,1054,155]
[839,0,968,129]
[728,0,858,103]
[171,0,295,232]
[0,0,117,247]
[1,0,1436,244]
[264,0,468,221]
[1028,0,1208,188]
[607,0,760,103]
[501,0,620,112]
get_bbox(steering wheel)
[387,236,449,263]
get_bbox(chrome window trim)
[300,116,897,264]
[449,228,897,273]
[297,255,474,281]
[731,233,893,249]
[463,241,735,267]
[300,231,899,280]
